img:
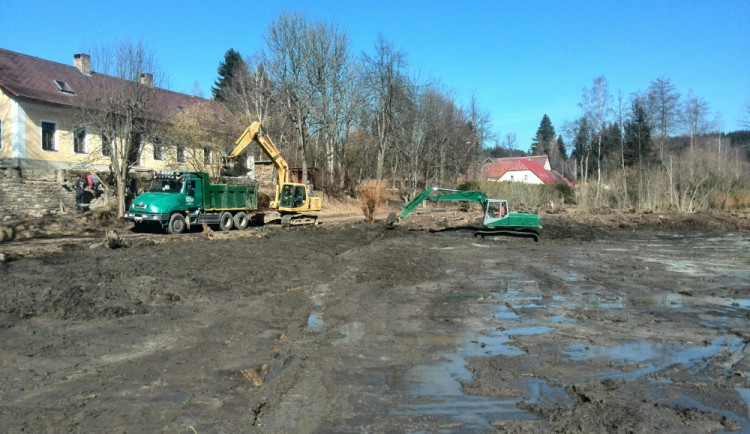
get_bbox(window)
[54,80,74,94]
[176,146,186,163]
[41,121,57,151]
[153,137,163,161]
[203,148,212,165]
[74,128,87,153]
[186,179,196,196]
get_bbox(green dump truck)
[124,170,258,234]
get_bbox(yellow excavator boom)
[225,121,321,215]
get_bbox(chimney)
[139,73,154,87]
[73,53,91,75]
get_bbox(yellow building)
[0,48,235,175]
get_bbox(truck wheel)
[233,212,249,230]
[219,211,234,231]
[167,213,186,234]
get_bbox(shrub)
[456,181,482,192]
[357,179,390,222]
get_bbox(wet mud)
[0,212,748,432]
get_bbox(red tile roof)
[487,161,514,179]
[491,155,549,168]
[507,159,558,183]
[484,155,565,184]
[0,47,235,131]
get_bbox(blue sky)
[2,0,748,151]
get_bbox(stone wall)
[0,168,79,220]
[255,163,275,185]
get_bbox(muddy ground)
[0,209,749,433]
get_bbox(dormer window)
[54,80,74,94]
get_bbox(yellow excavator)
[224,121,322,226]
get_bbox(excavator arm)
[224,121,321,218]
[226,121,291,208]
[392,187,540,240]
[399,187,488,218]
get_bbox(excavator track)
[474,229,540,242]
[281,214,319,228]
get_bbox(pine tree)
[531,114,556,155]
[624,99,652,166]
[556,135,567,160]
[211,49,244,101]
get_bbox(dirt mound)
[0,213,124,243]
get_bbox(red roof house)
[483,155,572,185]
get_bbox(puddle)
[306,313,324,331]
[392,395,534,426]
[504,326,553,336]
[334,322,364,345]
[564,337,744,380]
[525,377,574,406]
[398,332,534,429]
[395,287,555,430]
[736,388,750,417]
[549,315,576,323]
[395,253,749,430]
[168,394,188,404]
[549,268,583,282]
[671,394,749,429]
[489,305,519,320]
[560,291,749,312]
[492,311,520,320]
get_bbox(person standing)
[74,174,86,207]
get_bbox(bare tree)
[646,77,681,161]
[306,21,356,190]
[77,39,161,217]
[566,117,593,182]
[579,76,612,199]
[220,54,274,125]
[682,90,712,150]
[615,89,626,169]
[466,93,494,161]
[362,35,409,181]
[502,132,517,151]
[155,101,231,176]
[741,98,750,129]
[393,83,427,195]
[263,12,317,184]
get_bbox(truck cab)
[125,171,201,231]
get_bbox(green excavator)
[388,187,542,241]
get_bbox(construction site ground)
[1,206,749,432]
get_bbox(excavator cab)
[483,199,508,224]
[278,183,322,212]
